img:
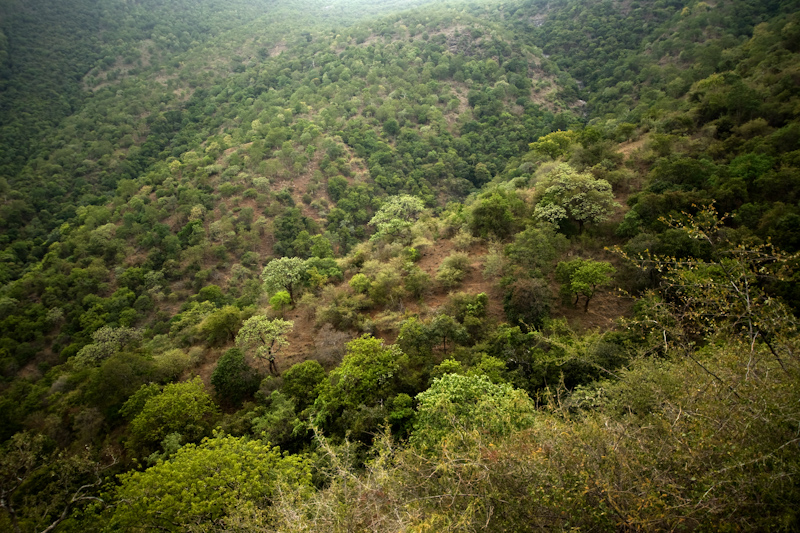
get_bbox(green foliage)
[403,264,431,299]
[534,164,619,234]
[528,130,578,160]
[410,373,535,452]
[250,391,306,449]
[198,305,242,346]
[72,325,142,369]
[235,316,294,364]
[436,251,470,289]
[0,431,112,533]
[504,224,567,275]
[348,273,371,294]
[153,349,192,381]
[314,335,410,440]
[112,433,312,531]
[303,256,344,291]
[211,348,262,406]
[125,377,217,454]
[369,194,426,243]
[262,257,306,304]
[281,360,326,412]
[2,1,800,529]
[427,313,468,354]
[556,258,616,312]
[503,277,552,329]
[315,287,370,331]
[269,290,292,315]
[469,190,515,239]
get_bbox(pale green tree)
[262,257,306,304]
[410,373,536,452]
[369,194,426,242]
[534,164,619,234]
[72,326,142,369]
[235,315,294,365]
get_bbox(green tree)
[383,118,400,136]
[534,164,619,234]
[211,348,262,406]
[503,277,553,329]
[556,258,616,312]
[368,194,426,242]
[313,335,409,439]
[470,191,514,239]
[269,290,292,315]
[235,316,294,367]
[262,257,306,304]
[198,305,242,346]
[281,360,327,412]
[428,313,468,354]
[72,326,142,369]
[410,373,535,452]
[125,377,217,454]
[111,433,312,531]
[528,130,578,160]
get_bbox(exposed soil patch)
[618,137,647,158]
[188,347,220,390]
[554,289,635,332]
[270,41,287,57]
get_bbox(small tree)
[428,314,468,354]
[281,360,326,412]
[369,194,426,242]
[556,259,616,312]
[410,374,536,452]
[269,291,292,316]
[534,164,619,234]
[211,348,262,406]
[469,191,514,239]
[198,305,242,346]
[235,315,294,367]
[528,130,578,160]
[313,335,409,439]
[262,257,306,304]
[72,326,142,369]
[503,277,552,329]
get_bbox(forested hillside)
[1,0,800,531]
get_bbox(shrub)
[436,252,471,289]
[503,277,552,329]
[211,348,262,406]
[269,291,292,314]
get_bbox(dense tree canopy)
[2,0,800,530]
[112,433,312,531]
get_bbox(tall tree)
[534,164,619,234]
[235,316,294,368]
